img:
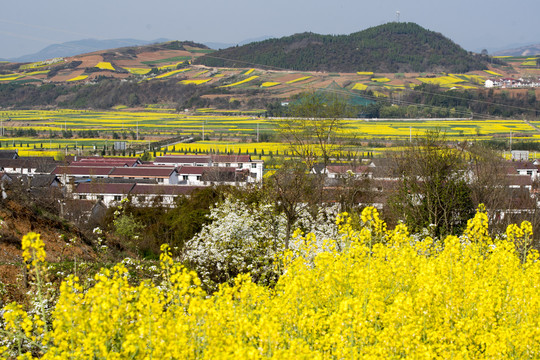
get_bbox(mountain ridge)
[194,22,490,73]
[7,38,170,63]
[494,43,540,56]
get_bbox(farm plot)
[0,110,537,158]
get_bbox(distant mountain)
[195,23,489,73]
[10,38,169,63]
[494,44,540,57]
[204,36,273,50]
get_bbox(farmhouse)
[109,167,179,185]
[154,154,264,182]
[73,183,135,205]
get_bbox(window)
[97,195,104,201]
[183,175,188,180]
[251,163,257,169]
[238,163,243,168]
[79,195,87,200]
[527,170,533,176]
[157,178,163,183]
[196,176,201,181]
[225,163,231,167]
[114,195,122,201]
[137,196,146,203]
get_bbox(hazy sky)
[2,0,539,58]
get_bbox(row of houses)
[313,156,540,212]
[485,77,540,88]
[0,151,264,207]
[2,148,540,213]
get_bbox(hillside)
[8,38,170,63]
[494,43,540,56]
[0,40,214,85]
[194,22,489,73]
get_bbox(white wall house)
[73,183,135,207]
[154,155,264,183]
[109,167,179,185]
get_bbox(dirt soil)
[0,199,96,304]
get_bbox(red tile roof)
[70,158,139,167]
[212,155,251,163]
[131,184,203,195]
[511,161,536,170]
[154,155,211,164]
[507,175,533,187]
[52,166,115,176]
[109,167,176,178]
[177,166,205,175]
[326,165,370,174]
[74,183,135,194]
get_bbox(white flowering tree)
[184,197,341,291]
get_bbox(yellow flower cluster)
[179,79,211,85]
[123,67,151,75]
[22,232,46,269]
[352,83,368,90]
[4,207,540,359]
[154,68,191,79]
[219,75,259,88]
[94,62,115,71]
[261,82,280,88]
[66,75,88,82]
[371,77,391,82]
[285,76,311,84]
[416,75,464,86]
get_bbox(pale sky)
[1,0,539,58]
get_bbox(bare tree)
[265,161,316,249]
[275,92,353,173]
[389,131,475,237]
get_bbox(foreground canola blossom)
[3,207,540,359]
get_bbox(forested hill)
[194,22,489,73]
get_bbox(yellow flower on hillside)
[179,79,212,85]
[352,83,368,90]
[123,67,151,75]
[285,76,311,84]
[67,75,88,82]
[154,68,191,79]
[261,82,280,88]
[371,77,391,82]
[219,76,259,88]
[95,62,115,71]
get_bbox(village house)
[485,77,540,89]
[73,183,135,206]
[154,154,264,183]
[129,184,203,207]
[108,167,179,185]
